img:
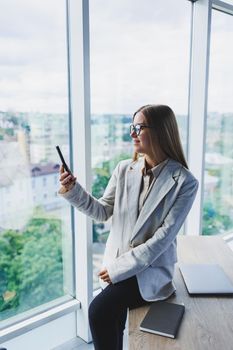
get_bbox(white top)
[138,159,169,215]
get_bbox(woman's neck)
[145,154,167,169]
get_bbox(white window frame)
[185,0,213,235]
[67,0,93,343]
[186,0,233,235]
[212,0,233,15]
[1,0,92,348]
[1,0,233,348]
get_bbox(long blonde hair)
[132,104,188,169]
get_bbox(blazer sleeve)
[107,175,198,284]
[59,162,120,222]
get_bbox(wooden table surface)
[128,236,233,350]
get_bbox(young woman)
[59,104,198,350]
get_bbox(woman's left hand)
[98,269,112,284]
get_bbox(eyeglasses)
[130,124,155,136]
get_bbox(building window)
[0,0,74,327]
[89,0,191,289]
[54,174,58,185]
[203,9,233,235]
[43,177,47,187]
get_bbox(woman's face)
[131,112,153,157]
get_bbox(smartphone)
[55,145,71,173]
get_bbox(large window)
[1,1,233,348]
[203,9,233,236]
[90,0,191,289]
[0,0,74,324]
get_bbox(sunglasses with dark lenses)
[130,124,155,136]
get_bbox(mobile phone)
[55,145,71,173]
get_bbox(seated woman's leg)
[88,276,147,350]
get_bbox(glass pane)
[203,10,233,235]
[89,0,191,290]
[0,0,74,323]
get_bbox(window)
[43,177,47,187]
[89,0,191,289]
[0,0,74,327]
[1,1,232,348]
[203,9,233,235]
[54,174,58,184]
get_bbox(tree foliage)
[92,154,130,242]
[92,153,130,199]
[0,218,64,320]
[202,202,233,235]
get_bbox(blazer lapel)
[126,158,143,230]
[130,160,182,241]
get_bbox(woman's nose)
[130,130,138,138]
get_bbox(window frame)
[66,0,93,342]
[185,0,213,235]
[0,0,92,346]
[186,0,233,235]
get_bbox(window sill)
[0,298,80,343]
[223,232,233,252]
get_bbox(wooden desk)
[128,236,233,350]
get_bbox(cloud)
[0,0,232,114]
[0,0,68,113]
[89,0,233,114]
[90,11,191,114]
[0,0,65,38]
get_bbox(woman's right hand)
[59,165,76,193]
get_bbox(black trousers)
[88,276,149,350]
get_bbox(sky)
[0,0,232,115]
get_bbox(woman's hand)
[59,165,76,193]
[99,269,112,284]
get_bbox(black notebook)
[140,301,185,339]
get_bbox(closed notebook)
[140,301,185,339]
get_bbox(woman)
[59,104,198,350]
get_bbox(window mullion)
[186,0,213,235]
[212,0,233,15]
[67,0,93,343]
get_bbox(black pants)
[88,276,148,350]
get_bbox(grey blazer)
[61,158,198,301]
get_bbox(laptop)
[179,263,233,295]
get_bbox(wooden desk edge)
[128,235,233,350]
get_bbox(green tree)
[202,202,233,235]
[92,153,131,199]
[0,217,64,320]
[122,133,131,142]
[92,153,130,242]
